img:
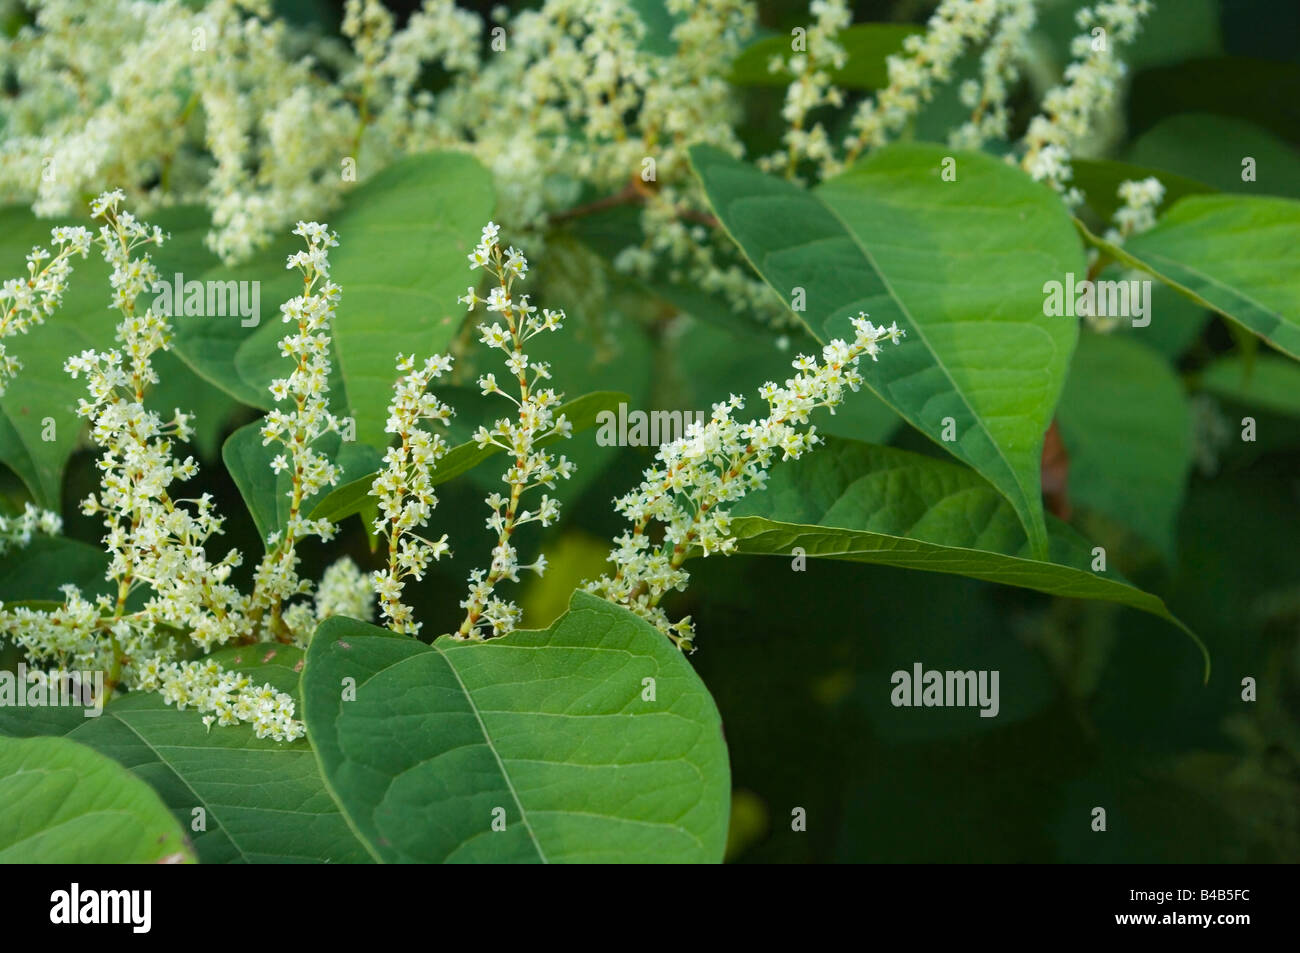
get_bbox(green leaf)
[1080,195,1300,359]
[0,535,110,603]
[1126,114,1300,201]
[726,436,1206,676]
[729,23,922,88]
[0,643,372,864]
[223,420,383,549]
[329,152,495,448]
[302,591,731,863]
[1200,353,1300,417]
[691,142,1083,558]
[306,390,628,525]
[1056,333,1192,560]
[0,734,195,863]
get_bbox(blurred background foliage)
[3,0,1298,862]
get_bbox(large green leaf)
[0,734,195,863]
[726,436,1206,675]
[329,152,495,448]
[691,143,1083,558]
[1081,195,1300,359]
[0,535,110,603]
[1126,114,1300,201]
[302,591,731,863]
[0,644,371,864]
[729,23,922,88]
[1056,333,1192,560]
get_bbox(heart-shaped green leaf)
[726,436,1206,676]
[302,591,731,863]
[0,734,195,863]
[691,142,1083,558]
[329,152,494,448]
[1080,195,1300,359]
[0,644,370,864]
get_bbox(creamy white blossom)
[454,224,575,640]
[0,192,306,742]
[249,223,346,633]
[369,352,455,634]
[1019,0,1155,202]
[0,502,61,554]
[586,314,904,650]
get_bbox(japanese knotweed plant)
[0,196,900,744]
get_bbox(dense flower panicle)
[1019,0,1155,202]
[283,556,376,643]
[831,0,1003,177]
[0,0,785,327]
[1106,176,1165,244]
[949,0,1037,151]
[249,223,346,624]
[453,223,575,641]
[369,352,456,634]
[759,0,851,179]
[0,0,480,263]
[586,314,904,650]
[136,657,300,741]
[0,192,307,741]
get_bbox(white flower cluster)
[1106,176,1166,244]
[0,223,92,392]
[759,0,851,179]
[284,557,375,644]
[450,0,784,325]
[0,199,392,742]
[454,223,575,640]
[0,502,61,554]
[949,0,1038,151]
[369,353,455,634]
[833,0,1002,177]
[586,314,904,650]
[0,0,479,263]
[1,0,781,326]
[249,223,346,630]
[0,192,311,740]
[135,658,300,741]
[1020,0,1154,202]
[1084,175,1166,333]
